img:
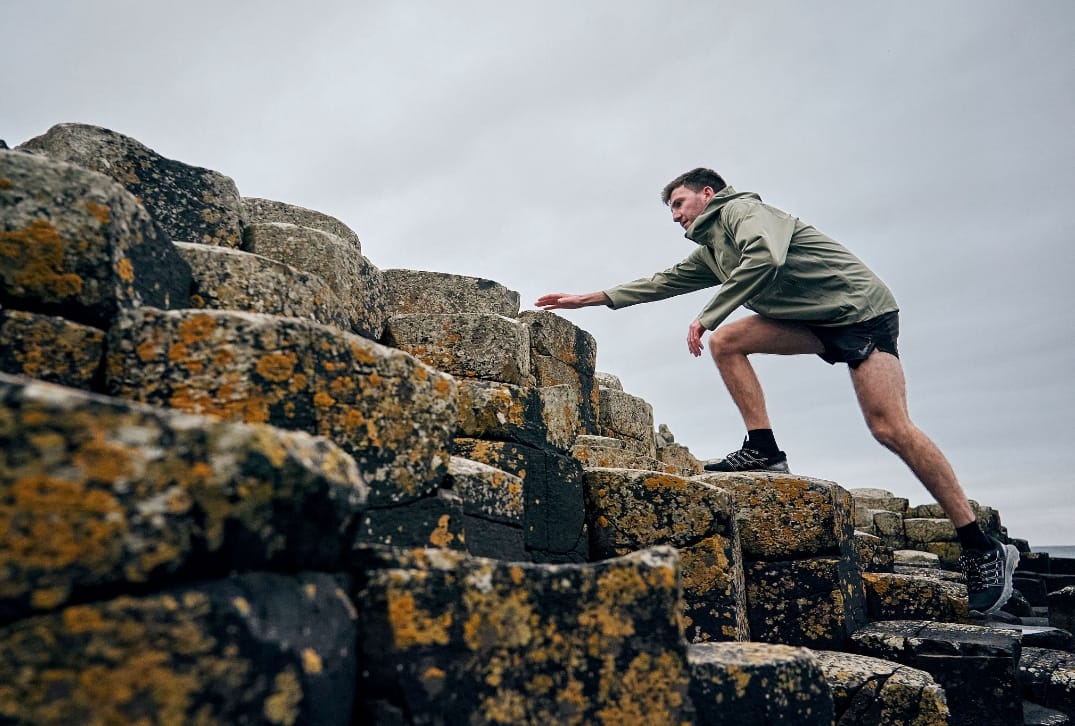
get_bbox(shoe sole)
[701,461,791,474]
[978,544,1021,616]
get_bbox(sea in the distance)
[1032,544,1075,558]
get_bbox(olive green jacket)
[604,187,898,330]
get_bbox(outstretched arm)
[534,291,612,310]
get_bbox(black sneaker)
[959,537,1020,616]
[703,442,790,473]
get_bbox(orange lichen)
[136,339,159,362]
[300,649,323,675]
[429,514,455,547]
[115,257,134,282]
[387,590,452,649]
[263,670,301,725]
[62,604,106,633]
[0,220,83,298]
[1,475,125,571]
[85,201,111,225]
[72,432,134,482]
[178,314,216,344]
[256,352,297,382]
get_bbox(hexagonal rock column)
[0,309,105,391]
[902,517,962,565]
[854,530,895,573]
[584,468,748,642]
[105,308,456,507]
[455,378,578,453]
[18,123,243,248]
[861,571,971,623]
[812,650,950,725]
[453,438,586,563]
[443,456,528,560]
[687,642,834,724]
[1048,586,1075,632]
[381,268,520,317]
[0,372,367,622]
[571,435,678,474]
[850,619,1023,726]
[0,149,192,329]
[597,385,656,457]
[517,310,599,435]
[0,572,358,725]
[241,196,362,252]
[175,242,352,333]
[383,312,533,387]
[243,221,386,340]
[909,500,1005,542]
[1020,647,1075,718]
[350,545,691,726]
[695,471,866,649]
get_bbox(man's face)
[668,185,715,230]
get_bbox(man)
[535,167,1018,616]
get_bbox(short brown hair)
[661,168,727,204]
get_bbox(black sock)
[746,428,779,455]
[956,521,993,551]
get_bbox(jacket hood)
[685,186,761,243]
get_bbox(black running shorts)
[808,311,900,369]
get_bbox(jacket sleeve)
[603,246,718,309]
[696,201,796,330]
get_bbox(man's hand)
[534,292,610,311]
[687,319,707,357]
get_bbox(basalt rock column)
[584,468,748,642]
[382,270,587,563]
[696,471,867,649]
[351,545,692,725]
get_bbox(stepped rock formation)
[1,123,1073,724]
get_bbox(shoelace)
[722,448,769,468]
[959,548,1002,590]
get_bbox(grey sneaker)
[959,537,1020,615]
[703,444,790,473]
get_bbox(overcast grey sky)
[4,1,1073,545]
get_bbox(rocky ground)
[1,123,1072,724]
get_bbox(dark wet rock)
[744,556,867,649]
[688,641,833,724]
[350,545,691,725]
[1050,586,1075,636]
[0,571,357,724]
[862,571,971,623]
[1020,647,1075,718]
[851,619,1023,726]
[813,649,949,725]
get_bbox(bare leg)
[707,315,825,430]
[850,350,976,526]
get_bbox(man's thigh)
[714,315,826,356]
